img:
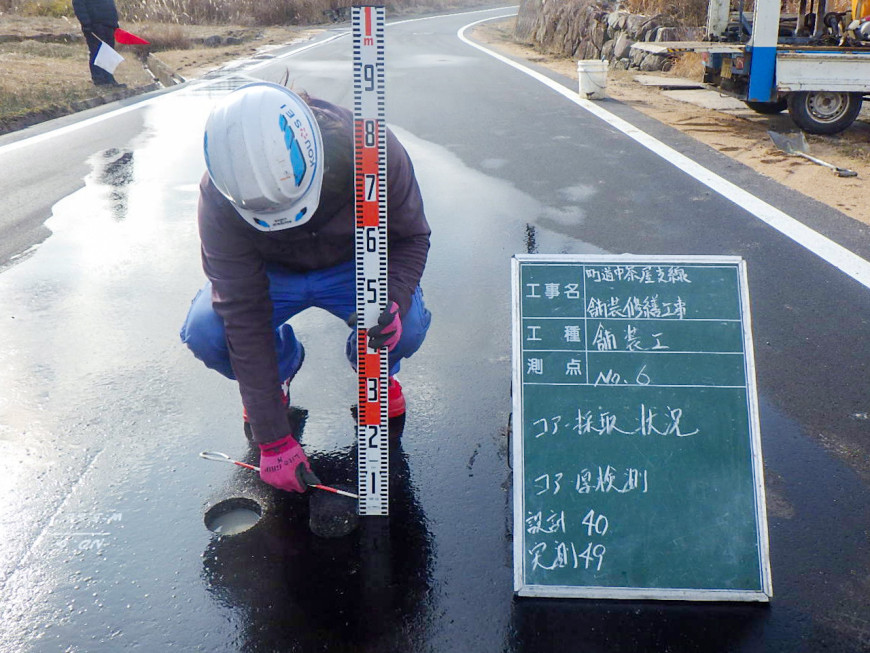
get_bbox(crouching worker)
[180,83,431,493]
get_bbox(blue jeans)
[180,260,431,381]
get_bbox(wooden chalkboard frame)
[511,254,772,601]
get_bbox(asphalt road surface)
[1,6,869,652]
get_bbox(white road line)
[0,7,515,157]
[458,15,870,292]
[0,31,348,156]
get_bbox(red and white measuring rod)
[353,5,389,516]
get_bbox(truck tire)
[786,91,863,135]
[745,99,788,114]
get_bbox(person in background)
[180,83,432,494]
[72,0,121,86]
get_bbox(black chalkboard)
[511,255,772,601]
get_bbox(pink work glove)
[258,434,320,493]
[368,301,403,351]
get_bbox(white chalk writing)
[587,296,687,320]
[563,404,698,437]
[529,541,607,572]
[563,325,583,343]
[533,404,698,438]
[533,467,648,495]
[590,324,668,352]
[565,283,581,299]
[526,510,566,535]
[576,466,649,494]
[51,511,123,552]
[585,266,692,284]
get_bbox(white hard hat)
[203,82,324,231]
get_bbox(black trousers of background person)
[82,23,118,85]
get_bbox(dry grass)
[0,0,495,26]
[668,51,704,80]
[1,39,79,57]
[137,23,193,49]
[16,0,72,17]
[624,0,708,25]
[0,24,152,127]
[0,49,149,119]
[0,76,94,117]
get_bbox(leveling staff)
[181,83,431,493]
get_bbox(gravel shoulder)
[474,18,870,228]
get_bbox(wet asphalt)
[1,6,870,652]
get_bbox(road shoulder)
[473,18,870,228]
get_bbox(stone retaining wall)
[515,0,701,72]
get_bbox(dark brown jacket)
[198,99,430,443]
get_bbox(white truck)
[634,0,870,134]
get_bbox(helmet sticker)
[279,113,308,187]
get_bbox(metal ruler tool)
[353,5,388,516]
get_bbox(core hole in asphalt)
[309,485,359,538]
[204,497,262,536]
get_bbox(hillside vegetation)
[0,0,489,25]
[516,0,851,36]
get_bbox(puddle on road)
[392,124,607,259]
[0,79,610,652]
[0,88,232,630]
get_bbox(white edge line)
[458,15,870,292]
[388,5,518,27]
[0,7,518,157]
[0,31,348,156]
